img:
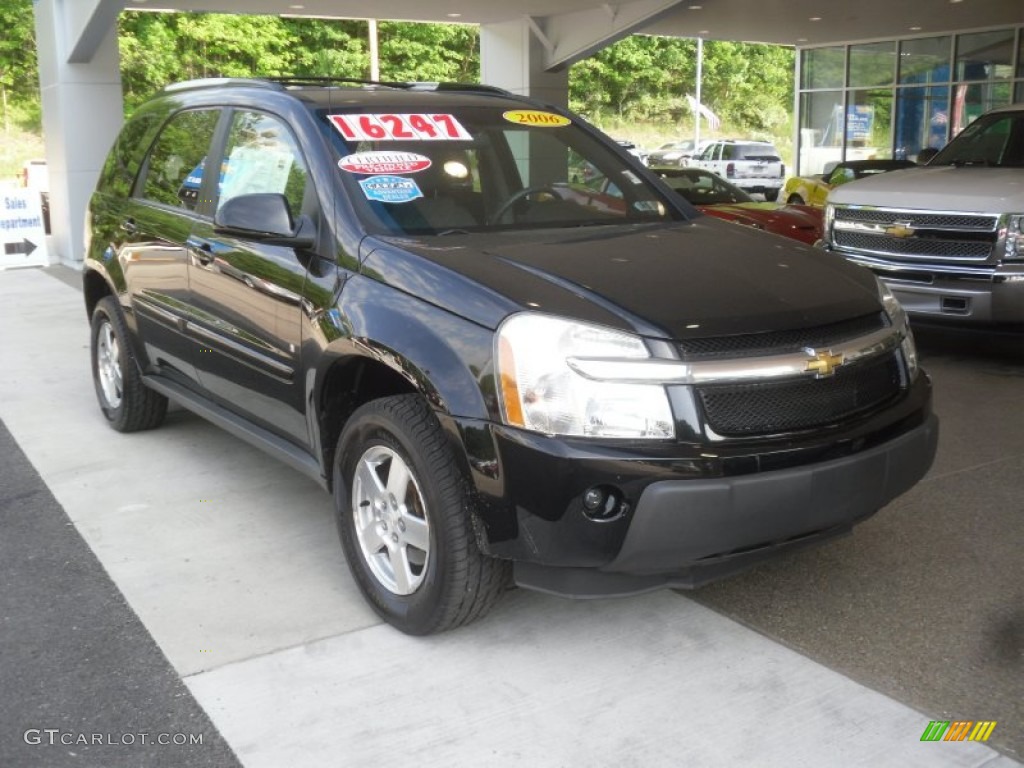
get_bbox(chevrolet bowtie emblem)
[805,349,844,377]
[884,221,915,238]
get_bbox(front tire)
[90,296,167,432]
[334,395,509,635]
[787,193,805,205]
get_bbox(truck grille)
[696,352,903,437]
[832,207,999,263]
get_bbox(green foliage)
[0,8,795,155]
[570,36,794,136]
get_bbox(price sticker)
[329,113,472,142]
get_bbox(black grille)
[678,312,887,361]
[697,353,903,436]
[835,231,993,260]
[835,208,998,231]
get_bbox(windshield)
[318,105,681,235]
[930,111,1024,168]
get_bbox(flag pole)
[694,36,703,148]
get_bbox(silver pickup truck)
[823,103,1024,325]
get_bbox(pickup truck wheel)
[90,296,167,432]
[764,189,780,202]
[335,395,509,635]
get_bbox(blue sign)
[846,105,874,142]
[358,175,423,204]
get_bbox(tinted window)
[218,111,310,218]
[931,112,1024,167]
[737,144,780,160]
[99,114,160,198]
[139,109,220,211]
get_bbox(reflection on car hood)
[828,166,1024,212]
[701,202,821,227]
[365,217,879,339]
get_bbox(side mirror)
[214,193,315,248]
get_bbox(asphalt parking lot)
[0,266,1021,767]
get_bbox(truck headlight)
[1004,214,1024,261]
[496,313,675,439]
[876,277,918,380]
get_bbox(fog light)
[581,485,625,521]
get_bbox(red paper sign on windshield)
[329,113,472,142]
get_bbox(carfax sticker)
[329,113,472,142]
[339,151,432,175]
[358,175,424,204]
[502,110,571,127]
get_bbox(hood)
[829,166,1024,212]
[361,217,881,340]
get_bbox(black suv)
[84,78,938,634]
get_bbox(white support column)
[34,0,125,266]
[480,19,570,108]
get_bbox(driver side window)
[217,111,309,218]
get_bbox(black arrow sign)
[4,238,37,257]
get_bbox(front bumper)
[512,413,937,597]
[882,273,1024,325]
[454,376,937,597]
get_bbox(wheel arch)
[313,303,496,494]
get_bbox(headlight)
[1004,214,1024,261]
[875,277,918,380]
[496,313,675,439]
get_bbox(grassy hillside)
[0,127,45,186]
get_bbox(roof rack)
[163,76,514,97]
[266,76,513,96]
[163,77,280,93]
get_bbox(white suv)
[692,140,785,201]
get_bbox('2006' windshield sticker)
[339,151,432,175]
[329,113,471,142]
[502,110,571,127]
[358,175,424,204]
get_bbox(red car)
[655,167,823,245]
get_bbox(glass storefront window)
[899,36,952,85]
[956,30,1015,81]
[951,81,1013,135]
[796,28,1021,175]
[849,42,896,87]
[895,86,950,160]
[799,91,845,174]
[801,47,845,90]
[848,89,893,159]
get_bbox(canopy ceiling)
[127,0,1024,47]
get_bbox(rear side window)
[98,114,160,199]
[217,110,310,218]
[139,109,221,211]
[737,144,780,161]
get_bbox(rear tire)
[787,194,805,205]
[334,394,509,635]
[90,296,167,432]
[764,189,780,202]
